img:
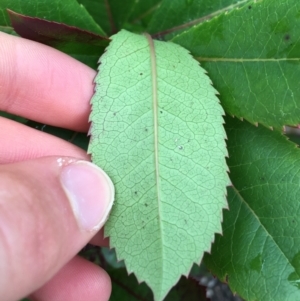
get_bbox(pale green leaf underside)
[172,0,300,130]
[88,30,228,301]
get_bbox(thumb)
[0,157,114,301]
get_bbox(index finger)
[0,32,96,132]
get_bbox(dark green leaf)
[148,0,250,39]
[77,0,142,35]
[26,121,89,150]
[8,10,109,68]
[129,0,162,27]
[0,111,27,124]
[109,268,154,301]
[107,0,136,32]
[172,0,300,130]
[78,0,138,35]
[204,116,300,301]
[76,0,111,35]
[0,0,105,35]
[109,267,208,301]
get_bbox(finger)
[0,157,114,301]
[0,118,109,247]
[0,32,96,132]
[0,117,88,163]
[30,256,111,301]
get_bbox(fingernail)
[60,161,114,231]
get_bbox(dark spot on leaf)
[145,203,148,207]
[184,219,187,224]
[140,73,143,75]
[160,110,163,114]
[248,5,252,9]
[134,191,138,195]
[284,34,291,41]
[113,112,116,116]
[145,128,148,132]
[292,220,295,223]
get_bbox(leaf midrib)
[152,0,251,38]
[104,0,117,34]
[131,2,162,23]
[144,33,165,286]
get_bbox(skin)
[0,31,112,301]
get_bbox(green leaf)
[78,0,146,35]
[106,0,136,31]
[76,0,112,35]
[147,0,250,39]
[88,29,228,300]
[77,0,160,35]
[81,0,138,34]
[0,111,27,124]
[26,121,89,151]
[172,0,300,130]
[128,0,162,27]
[109,267,154,301]
[0,25,16,35]
[8,10,109,69]
[0,0,105,35]
[204,116,300,301]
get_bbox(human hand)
[0,32,114,301]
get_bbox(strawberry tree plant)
[1,0,300,300]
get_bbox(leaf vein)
[232,186,300,279]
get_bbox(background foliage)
[1,0,300,300]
